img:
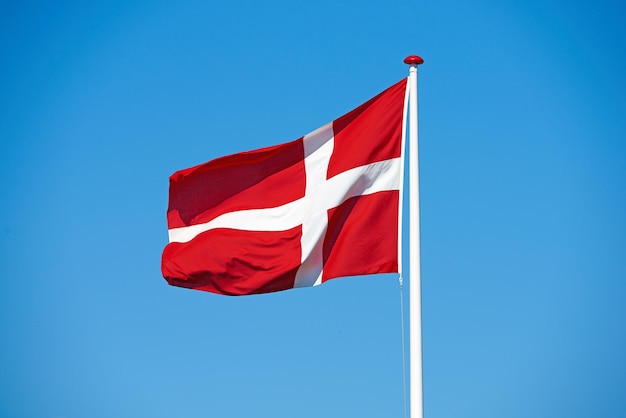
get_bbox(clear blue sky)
[1,1,625,417]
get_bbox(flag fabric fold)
[162,78,408,295]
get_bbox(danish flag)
[162,78,408,295]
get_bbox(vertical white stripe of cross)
[168,123,402,287]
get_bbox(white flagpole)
[404,54,424,418]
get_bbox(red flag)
[162,79,408,295]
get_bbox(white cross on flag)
[162,78,408,295]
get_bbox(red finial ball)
[404,55,424,65]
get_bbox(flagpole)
[404,54,424,418]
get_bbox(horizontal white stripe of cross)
[168,123,401,287]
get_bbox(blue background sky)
[1,1,625,417]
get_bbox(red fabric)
[167,139,306,229]
[323,191,399,282]
[163,227,302,295]
[162,78,406,296]
[329,80,405,178]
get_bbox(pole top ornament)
[404,55,424,65]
